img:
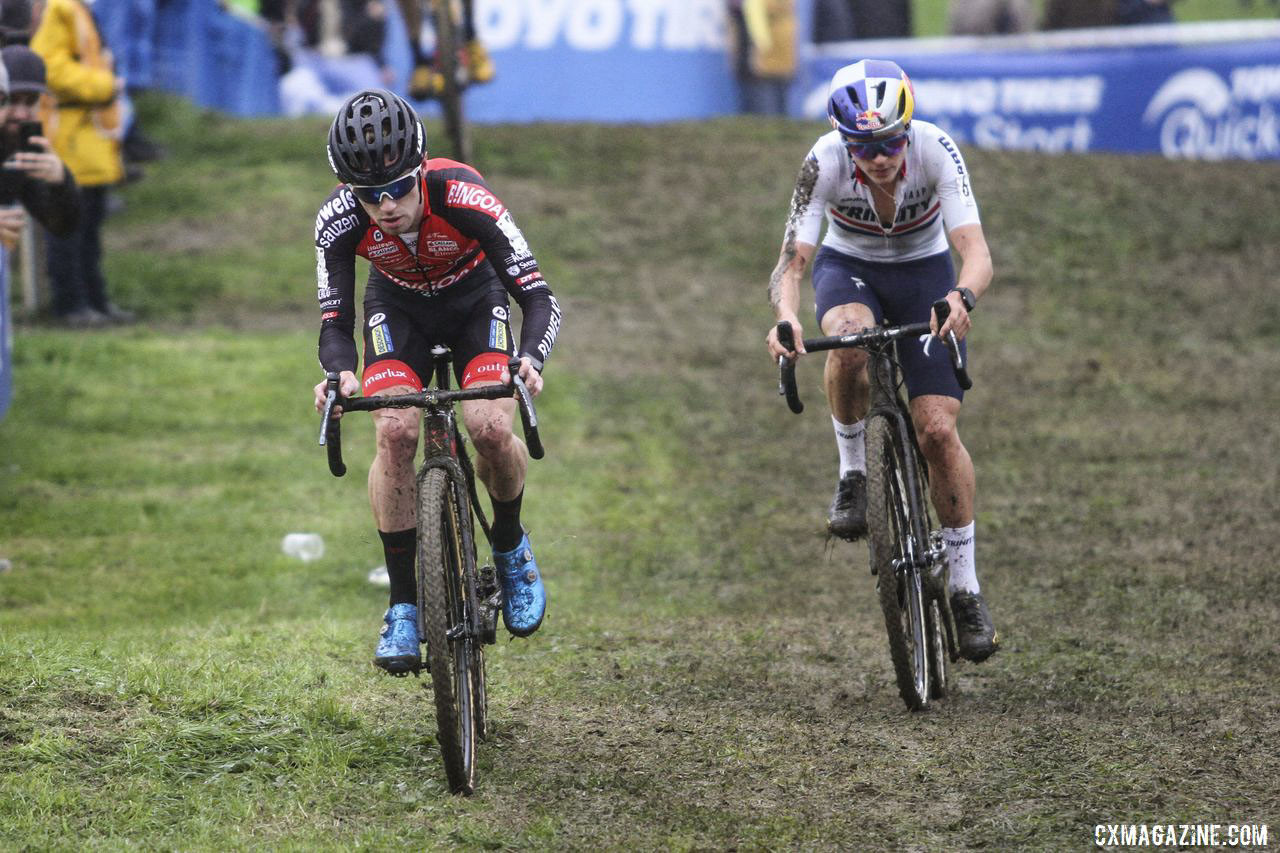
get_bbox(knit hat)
[0,0,32,45]
[1,44,44,94]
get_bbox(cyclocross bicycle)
[430,0,471,162]
[777,300,971,711]
[319,348,544,793]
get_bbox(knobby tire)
[866,414,931,710]
[417,466,480,794]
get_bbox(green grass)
[2,95,1278,848]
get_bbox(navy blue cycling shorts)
[812,247,966,401]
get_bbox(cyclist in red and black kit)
[312,89,562,674]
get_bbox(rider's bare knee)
[828,345,869,374]
[375,412,419,459]
[916,413,958,459]
[469,418,512,460]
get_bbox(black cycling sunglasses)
[349,166,421,204]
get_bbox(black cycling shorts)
[360,271,515,396]
[812,247,967,401]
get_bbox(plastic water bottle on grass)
[281,533,325,562]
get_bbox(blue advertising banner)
[802,24,1280,160]
[410,0,741,123]
[1,246,11,421]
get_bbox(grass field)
[1,97,1278,848]
[911,0,1278,35]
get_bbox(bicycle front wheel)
[417,466,481,794]
[866,414,931,711]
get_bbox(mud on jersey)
[314,157,561,374]
[790,119,981,264]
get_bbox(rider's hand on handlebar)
[767,316,807,360]
[314,370,360,416]
[932,291,972,341]
[502,355,543,397]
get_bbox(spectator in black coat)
[0,45,80,269]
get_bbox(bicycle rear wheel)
[866,414,931,710]
[430,0,471,162]
[417,466,481,793]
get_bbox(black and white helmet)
[326,89,425,185]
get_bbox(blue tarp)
[96,0,281,116]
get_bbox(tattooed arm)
[766,158,822,359]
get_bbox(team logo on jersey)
[507,265,520,276]
[368,312,386,327]
[372,229,385,241]
[492,306,508,321]
[426,233,460,255]
[488,319,509,352]
[446,180,505,219]
[372,323,395,355]
[515,272,542,287]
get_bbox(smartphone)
[18,120,42,153]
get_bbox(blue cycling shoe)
[374,602,420,674]
[493,534,546,637]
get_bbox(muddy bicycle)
[319,348,543,793]
[777,300,971,711]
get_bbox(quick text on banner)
[1145,66,1280,160]
[477,0,725,52]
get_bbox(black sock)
[490,490,524,553]
[380,528,417,606]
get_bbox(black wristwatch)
[951,286,976,312]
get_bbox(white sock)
[943,521,979,594]
[832,416,865,477]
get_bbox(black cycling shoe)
[951,591,1000,662]
[827,471,868,540]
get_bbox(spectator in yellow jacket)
[31,0,133,326]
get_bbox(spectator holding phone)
[31,0,133,327]
[0,45,79,296]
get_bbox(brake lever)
[319,371,348,477]
[930,299,973,391]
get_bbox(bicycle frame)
[776,298,969,708]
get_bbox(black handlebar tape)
[775,322,804,414]
[320,372,348,477]
[508,358,545,460]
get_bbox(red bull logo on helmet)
[855,110,885,132]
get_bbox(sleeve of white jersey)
[788,142,838,248]
[922,128,981,232]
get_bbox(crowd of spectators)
[0,0,143,328]
[731,0,1187,114]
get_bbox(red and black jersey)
[314,157,561,374]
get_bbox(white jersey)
[792,120,980,263]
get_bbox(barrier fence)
[83,2,1280,153]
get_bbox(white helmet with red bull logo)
[827,59,915,141]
